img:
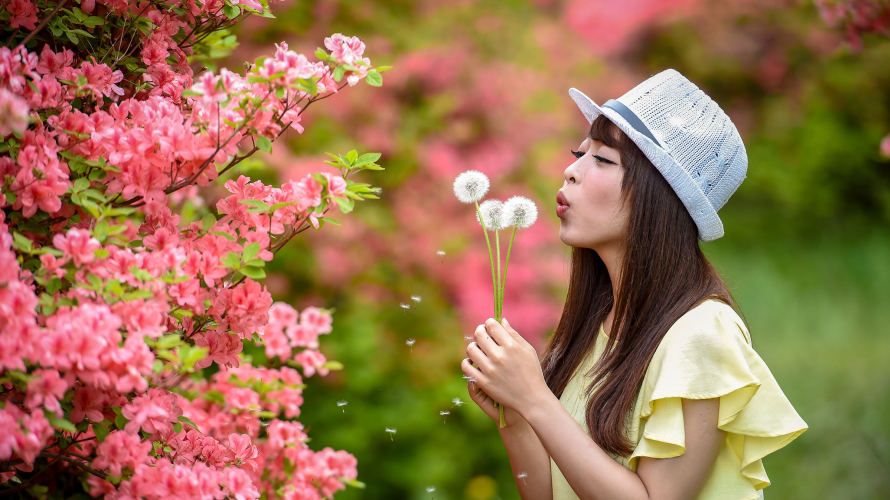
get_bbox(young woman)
[460,69,807,500]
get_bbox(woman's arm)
[468,384,553,499]
[463,318,725,500]
[523,394,723,500]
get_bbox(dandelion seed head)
[436,250,446,256]
[336,400,348,407]
[439,410,450,416]
[451,397,466,406]
[504,196,538,229]
[462,375,477,383]
[399,303,411,310]
[426,486,436,493]
[453,170,490,204]
[463,335,473,341]
[517,472,528,479]
[385,427,397,434]
[410,295,422,303]
[476,199,507,230]
[405,338,416,346]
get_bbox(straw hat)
[569,69,748,242]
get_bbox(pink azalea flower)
[121,388,183,435]
[0,88,29,136]
[93,431,152,476]
[6,0,38,30]
[53,227,100,266]
[24,369,68,416]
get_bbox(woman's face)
[557,134,630,250]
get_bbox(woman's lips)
[556,191,570,218]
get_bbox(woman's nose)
[564,163,578,184]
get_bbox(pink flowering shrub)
[0,0,388,497]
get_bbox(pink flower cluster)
[0,0,377,494]
[816,0,890,50]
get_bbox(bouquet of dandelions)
[453,170,538,427]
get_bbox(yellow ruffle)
[626,300,808,493]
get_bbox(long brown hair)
[540,114,746,457]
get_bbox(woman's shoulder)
[660,297,751,350]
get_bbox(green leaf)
[256,136,272,153]
[345,478,366,489]
[156,334,185,349]
[172,422,182,434]
[320,217,340,226]
[12,232,33,253]
[322,360,344,371]
[178,415,201,433]
[335,196,355,214]
[45,277,62,295]
[201,213,217,231]
[239,266,265,279]
[270,201,299,211]
[94,220,109,242]
[48,416,77,433]
[314,47,329,60]
[114,413,128,431]
[346,150,358,165]
[221,251,241,270]
[365,70,383,87]
[375,65,393,73]
[92,421,110,443]
[237,199,270,210]
[210,231,237,241]
[223,4,240,19]
[242,242,260,262]
[353,152,381,167]
[177,345,209,372]
[332,65,345,82]
[93,248,110,259]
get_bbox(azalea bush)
[0,0,389,496]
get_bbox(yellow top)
[550,299,808,500]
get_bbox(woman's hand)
[466,382,526,427]
[460,317,549,419]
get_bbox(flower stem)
[474,202,497,321]
[495,229,501,321]
[501,226,517,306]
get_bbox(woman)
[460,69,807,500]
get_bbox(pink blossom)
[211,279,273,338]
[193,329,243,369]
[78,58,125,98]
[226,433,259,470]
[881,134,890,158]
[0,88,29,136]
[121,388,183,435]
[293,349,328,377]
[6,0,38,29]
[324,33,367,65]
[321,172,348,198]
[25,369,68,416]
[53,227,100,266]
[93,431,152,476]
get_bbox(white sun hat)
[569,69,748,242]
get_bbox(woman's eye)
[571,149,585,159]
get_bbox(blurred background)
[210,0,890,498]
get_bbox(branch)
[38,452,108,479]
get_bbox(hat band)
[602,99,661,148]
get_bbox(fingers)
[465,341,490,372]
[473,323,502,356]
[483,317,513,347]
[461,357,483,383]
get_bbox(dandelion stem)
[501,226,517,312]
[474,201,497,321]
[495,229,502,321]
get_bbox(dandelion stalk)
[495,229,502,321]
[474,201,498,319]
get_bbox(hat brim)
[568,87,724,242]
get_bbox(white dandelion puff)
[426,486,436,493]
[436,250,446,256]
[411,295,422,303]
[453,170,490,204]
[385,427,397,441]
[463,335,473,341]
[440,409,450,423]
[406,338,415,352]
[337,400,348,413]
[517,472,528,485]
[451,397,466,407]
[503,196,538,229]
[399,303,410,316]
[475,199,507,230]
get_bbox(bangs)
[588,114,630,151]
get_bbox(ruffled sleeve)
[626,300,807,491]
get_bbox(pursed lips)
[556,191,570,218]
